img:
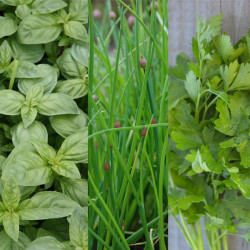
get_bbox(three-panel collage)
[0,0,249,249]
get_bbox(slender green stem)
[9,59,18,90]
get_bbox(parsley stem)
[222,231,228,250]
[9,59,19,90]
[197,219,205,250]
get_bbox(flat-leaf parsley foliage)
[169,14,250,249]
[0,0,88,249]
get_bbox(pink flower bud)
[93,9,102,19]
[142,128,147,137]
[94,141,99,148]
[151,118,157,124]
[92,95,98,101]
[109,11,117,20]
[127,15,135,26]
[114,120,121,128]
[140,56,147,68]
[104,162,110,171]
[150,1,159,10]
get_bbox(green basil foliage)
[169,14,250,246]
[0,0,88,248]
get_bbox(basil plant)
[0,0,88,249]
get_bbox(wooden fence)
[168,0,250,249]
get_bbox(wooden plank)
[221,0,250,44]
[168,0,220,66]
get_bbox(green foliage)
[169,14,250,249]
[0,0,88,248]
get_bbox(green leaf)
[50,110,87,138]
[64,21,88,42]
[25,84,44,103]
[0,41,13,70]
[60,177,88,206]
[30,0,67,14]
[57,128,88,163]
[69,207,88,248]
[8,36,44,63]
[69,0,88,23]
[0,231,31,249]
[52,160,81,179]
[19,191,79,220]
[2,145,52,186]
[184,70,199,102]
[37,93,79,116]
[31,139,56,162]
[230,171,250,199]
[17,14,62,44]
[228,63,250,90]
[0,90,24,115]
[57,43,88,79]
[18,64,58,94]
[0,16,17,38]
[220,60,239,91]
[3,212,19,241]
[1,0,19,5]
[4,61,45,79]
[2,176,20,211]
[11,121,48,146]
[215,34,235,62]
[21,106,37,128]
[214,92,250,136]
[26,236,71,250]
[54,78,88,99]
[191,149,210,173]
[15,4,31,20]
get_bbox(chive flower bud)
[127,15,135,26]
[151,118,157,124]
[150,1,159,10]
[114,120,121,128]
[140,56,147,68]
[104,162,110,171]
[93,9,102,19]
[142,127,147,137]
[109,11,116,20]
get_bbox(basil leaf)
[20,105,37,128]
[69,207,88,248]
[18,64,58,94]
[11,121,48,146]
[0,90,24,115]
[0,41,13,70]
[25,84,44,102]
[31,139,56,162]
[0,16,17,38]
[26,236,71,250]
[17,14,62,44]
[50,110,87,138]
[0,231,31,249]
[19,191,79,220]
[54,78,88,99]
[2,176,20,211]
[60,177,88,206]
[69,0,88,23]
[52,161,81,179]
[2,145,52,186]
[3,212,19,241]
[4,61,44,78]
[64,21,88,42]
[37,93,79,116]
[31,0,67,14]
[8,36,45,63]
[1,0,19,6]
[57,128,88,163]
[15,4,31,20]
[57,44,87,79]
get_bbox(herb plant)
[0,0,88,249]
[89,0,168,249]
[169,14,250,249]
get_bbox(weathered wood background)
[168,0,250,249]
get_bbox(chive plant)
[89,0,168,249]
